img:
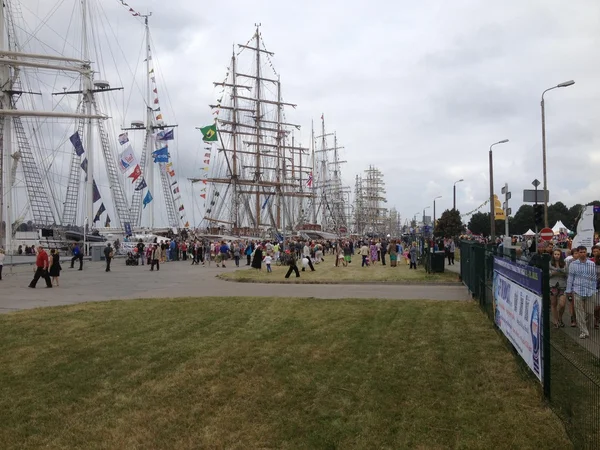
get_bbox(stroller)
[125,251,139,266]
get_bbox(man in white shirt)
[566,246,597,339]
[302,242,315,272]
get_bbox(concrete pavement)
[0,259,468,313]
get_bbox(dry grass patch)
[0,298,570,449]
[219,258,459,284]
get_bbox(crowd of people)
[525,241,600,340]
[115,235,449,278]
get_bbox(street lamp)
[453,179,463,211]
[422,206,431,226]
[433,196,442,226]
[541,80,575,228]
[489,139,509,243]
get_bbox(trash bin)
[429,251,445,273]
[91,246,103,262]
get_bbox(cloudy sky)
[14,0,600,228]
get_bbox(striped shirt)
[566,259,597,297]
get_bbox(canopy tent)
[552,220,571,235]
[523,229,536,236]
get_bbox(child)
[264,254,273,272]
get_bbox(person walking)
[136,240,145,266]
[150,244,161,271]
[360,242,369,267]
[29,245,52,288]
[104,243,113,272]
[70,243,83,270]
[49,248,62,287]
[381,240,388,266]
[409,243,418,270]
[284,251,300,279]
[0,248,4,280]
[566,245,597,339]
[302,242,315,272]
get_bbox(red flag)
[204,152,211,157]
[128,165,142,183]
[154,98,159,104]
[203,159,210,164]
[200,194,206,199]
[153,88,157,94]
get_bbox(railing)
[460,240,600,449]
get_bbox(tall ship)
[198,27,353,240]
[199,26,315,239]
[0,0,186,254]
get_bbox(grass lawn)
[218,258,459,284]
[0,298,570,449]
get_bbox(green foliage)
[434,209,465,237]
[468,200,600,236]
[467,212,507,237]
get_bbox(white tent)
[552,220,571,235]
[523,229,535,236]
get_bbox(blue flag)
[152,146,169,163]
[69,131,85,156]
[124,222,132,236]
[157,129,174,141]
[92,179,101,203]
[143,191,153,208]
[93,203,106,223]
[135,178,147,191]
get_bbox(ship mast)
[0,1,102,254]
[203,26,314,236]
[145,14,154,228]
[0,0,11,254]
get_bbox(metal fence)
[460,241,600,449]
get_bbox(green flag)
[200,124,218,142]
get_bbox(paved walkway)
[0,260,468,313]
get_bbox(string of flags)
[462,199,490,218]
[69,131,107,224]
[117,1,141,17]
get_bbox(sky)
[10,0,600,229]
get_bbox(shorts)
[344,255,351,262]
[550,286,566,297]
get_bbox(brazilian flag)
[200,124,218,142]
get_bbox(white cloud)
[8,0,600,229]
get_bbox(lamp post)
[489,139,509,243]
[422,206,430,225]
[453,179,463,211]
[541,80,575,228]
[433,196,442,227]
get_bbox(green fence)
[460,241,600,450]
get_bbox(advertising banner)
[493,257,543,382]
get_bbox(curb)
[216,275,462,286]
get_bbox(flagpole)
[311,119,316,224]
[83,216,87,269]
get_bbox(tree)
[567,204,583,231]
[510,205,534,235]
[434,209,465,237]
[467,212,505,237]
[548,201,569,228]
[468,212,490,236]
